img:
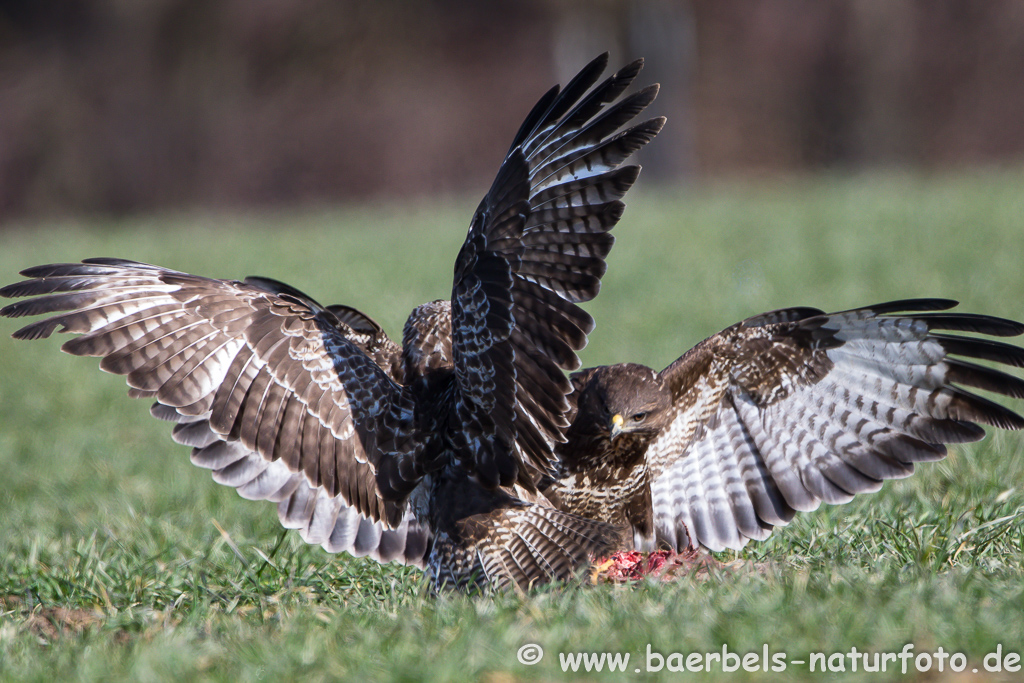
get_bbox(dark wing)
[647,300,1024,552]
[0,259,419,531]
[442,54,665,490]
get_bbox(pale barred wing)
[150,273,423,567]
[150,404,430,567]
[438,54,665,491]
[0,259,417,529]
[648,300,1024,552]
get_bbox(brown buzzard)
[543,300,1024,553]
[1,54,665,592]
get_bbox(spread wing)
[165,274,425,565]
[647,299,1024,552]
[0,259,418,533]
[443,53,665,490]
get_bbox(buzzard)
[543,300,1024,553]
[1,54,665,592]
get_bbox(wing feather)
[650,301,1024,552]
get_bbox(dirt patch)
[2,594,103,643]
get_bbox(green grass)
[2,169,1024,681]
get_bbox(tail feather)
[430,503,623,592]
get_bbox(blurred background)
[1,0,1023,220]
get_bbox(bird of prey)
[543,300,1024,553]
[1,54,665,592]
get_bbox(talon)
[590,557,616,582]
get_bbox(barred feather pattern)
[244,276,404,382]
[447,52,665,490]
[650,300,1024,552]
[429,501,624,593]
[157,405,429,566]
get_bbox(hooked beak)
[609,413,624,440]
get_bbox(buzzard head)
[586,363,673,442]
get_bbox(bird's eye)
[631,412,647,422]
